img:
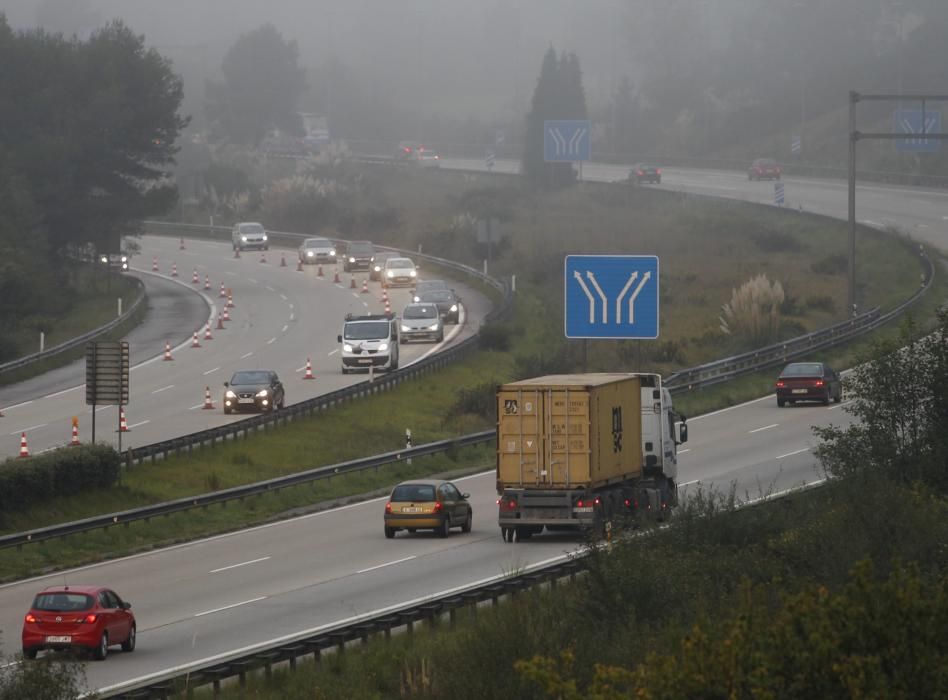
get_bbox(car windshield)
[239,223,264,234]
[348,244,373,255]
[33,593,94,612]
[421,291,453,302]
[782,363,823,377]
[345,321,390,340]
[391,484,436,502]
[387,258,414,269]
[304,238,330,248]
[404,305,438,320]
[230,371,271,384]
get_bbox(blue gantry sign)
[544,120,591,162]
[564,255,659,339]
[893,108,942,153]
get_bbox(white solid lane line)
[749,423,778,434]
[776,448,810,459]
[209,556,271,574]
[44,386,81,399]
[357,556,417,574]
[194,596,267,618]
[127,420,151,430]
[9,423,47,436]
[2,400,33,411]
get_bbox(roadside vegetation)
[199,311,948,699]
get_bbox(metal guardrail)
[0,277,146,376]
[95,478,828,700]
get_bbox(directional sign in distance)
[565,255,659,339]
[893,108,942,153]
[544,120,591,162]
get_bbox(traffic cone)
[317,264,324,277]
[280,253,287,267]
[303,357,315,379]
[152,257,159,272]
[297,258,304,272]
[219,282,227,298]
[162,341,174,361]
[202,386,215,410]
[333,268,340,283]
[204,323,214,340]
[260,251,267,264]
[350,275,357,289]
[222,306,231,322]
[17,432,30,458]
[234,247,241,259]
[192,269,199,284]
[118,407,129,432]
[179,237,186,250]
[171,263,178,277]
[226,292,234,308]
[381,288,389,303]
[384,298,391,314]
[361,279,369,294]
[70,422,80,446]
[204,275,211,290]
[191,331,201,348]
[216,313,225,329]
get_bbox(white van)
[338,314,400,374]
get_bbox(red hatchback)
[22,586,136,660]
[748,158,782,181]
[775,362,843,407]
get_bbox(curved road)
[0,236,490,458]
[0,165,944,693]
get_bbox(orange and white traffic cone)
[226,293,234,308]
[234,246,241,259]
[222,306,231,322]
[118,407,129,432]
[317,264,324,277]
[171,263,178,277]
[384,298,391,314]
[333,268,341,283]
[70,420,80,446]
[202,386,215,410]
[381,288,389,303]
[219,282,227,298]
[216,313,225,330]
[361,279,369,294]
[303,357,315,380]
[350,275,357,289]
[152,257,159,272]
[204,275,211,290]
[260,251,267,264]
[17,432,30,458]
[204,323,214,340]
[297,258,304,272]
[162,341,174,361]
[191,332,201,348]
[194,269,201,284]
[280,253,287,267]
[179,237,186,250]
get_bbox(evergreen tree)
[521,47,588,189]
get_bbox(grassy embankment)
[0,168,938,581]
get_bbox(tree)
[813,311,948,491]
[522,47,588,189]
[205,24,307,146]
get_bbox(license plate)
[358,359,372,364]
[573,506,594,513]
[791,389,807,394]
[46,635,71,643]
[402,507,421,513]
[237,397,256,403]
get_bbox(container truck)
[496,373,687,542]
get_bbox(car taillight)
[498,498,517,510]
[433,502,443,512]
[776,380,785,388]
[576,497,601,508]
[656,168,662,174]
[813,379,824,387]
[385,502,392,514]
[25,613,37,623]
[637,170,644,175]
[82,614,98,624]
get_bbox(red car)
[22,586,136,660]
[775,362,843,407]
[748,158,782,181]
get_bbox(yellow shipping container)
[497,374,644,489]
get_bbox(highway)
[0,236,490,458]
[0,162,944,693]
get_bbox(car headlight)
[413,296,420,303]
[100,255,108,263]
[329,249,336,256]
[450,304,458,312]
[256,389,269,397]
[378,343,389,352]
[306,250,314,257]
[225,390,237,399]
[429,323,440,331]
[121,262,129,271]
[387,270,394,277]
[374,265,381,272]
[401,324,411,332]
[343,343,353,352]
[261,234,268,240]
[349,256,355,263]
[409,270,417,277]
[241,236,248,242]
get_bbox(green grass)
[0,172,936,581]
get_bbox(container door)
[547,389,591,486]
[497,389,543,486]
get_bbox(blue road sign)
[485,148,495,170]
[893,109,942,153]
[791,136,801,155]
[565,255,659,339]
[544,120,591,162]
[774,182,785,206]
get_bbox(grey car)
[417,289,461,324]
[371,252,399,281]
[298,237,337,265]
[232,222,268,252]
[412,279,449,303]
[223,370,285,414]
[399,303,444,343]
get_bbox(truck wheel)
[384,527,396,539]
[501,527,513,543]
[515,526,533,540]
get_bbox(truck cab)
[337,313,399,374]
